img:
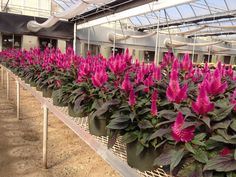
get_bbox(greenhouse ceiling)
[54,0,236,39]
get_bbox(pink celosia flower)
[217,61,222,71]
[151,89,158,116]
[91,68,108,88]
[55,80,62,88]
[225,65,234,78]
[220,147,231,156]
[192,68,203,83]
[143,75,154,92]
[121,73,132,92]
[205,69,227,96]
[166,69,188,103]
[181,53,192,72]
[202,62,210,74]
[161,51,174,68]
[152,67,161,81]
[128,89,136,106]
[135,69,144,84]
[230,88,236,111]
[172,112,195,142]
[172,59,179,71]
[192,82,214,115]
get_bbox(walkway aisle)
[0,77,120,177]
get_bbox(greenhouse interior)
[1,0,236,177]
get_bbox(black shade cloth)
[0,12,74,39]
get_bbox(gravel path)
[0,77,120,177]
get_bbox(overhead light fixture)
[77,0,196,29]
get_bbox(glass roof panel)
[206,0,228,11]
[54,0,78,10]
[191,4,211,16]
[129,17,142,26]
[136,15,152,26]
[165,7,182,20]
[175,4,195,18]
[225,0,236,10]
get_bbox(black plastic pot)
[68,103,87,117]
[42,87,53,98]
[24,78,30,84]
[52,90,68,107]
[36,85,42,91]
[126,140,159,172]
[88,114,107,136]
[30,81,37,87]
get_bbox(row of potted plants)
[1,47,236,176]
[193,62,236,70]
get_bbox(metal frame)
[1,65,152,177]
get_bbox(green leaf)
[211,135,232,144]
[185,143,195,154]
[156,119,175,127]
[234,149,236,160]
[106,121,129,130]
[192,139,206,147]
[138,120,153,129]
[155,140,167,149]
[158,110,177,120]
[179,107,197,118]
[121,133,137,144]
[137,108,150,115]
[129,112,135,122]
[178,162,204,177]
[194,133,207,141]
[193,149,208,163]
[134,85,146,92]
[201,117,211,129]
[170,148,185,172]
[93,99,120,118]
[205,139,223,150]
[182,121,198,129]
[203,171,213,177]
[230,120,236,132]
[136,142,144,156]
[159,99,171,106]
[211,105,234,122]
[108,130,119,149]
[204,155,236,172]
[154,149,175,166]
[215,130,236,144]
[226,172,236,177]
[213,120,232,130]
[149,128,171,140]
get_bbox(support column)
[16,80,20,120]
[139,51,144,63]
[0,33,2,52]
[230,56,235,65]
[43,105,48,169]
[6,71,9,100]
[197,54,204,63]
[212,55,217,64]
[100,46,111,59]
[73,22,77,54]
[1,66,3,87]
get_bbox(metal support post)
[1,66,4,87]
[6,71,9,100]
[73,22,77,53]
[154,11,160,65]
[16,80,20,120]
[43,105,48,169]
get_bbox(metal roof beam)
[188,31,236,38]
[76,0,196,29]
[139,10,236,31]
